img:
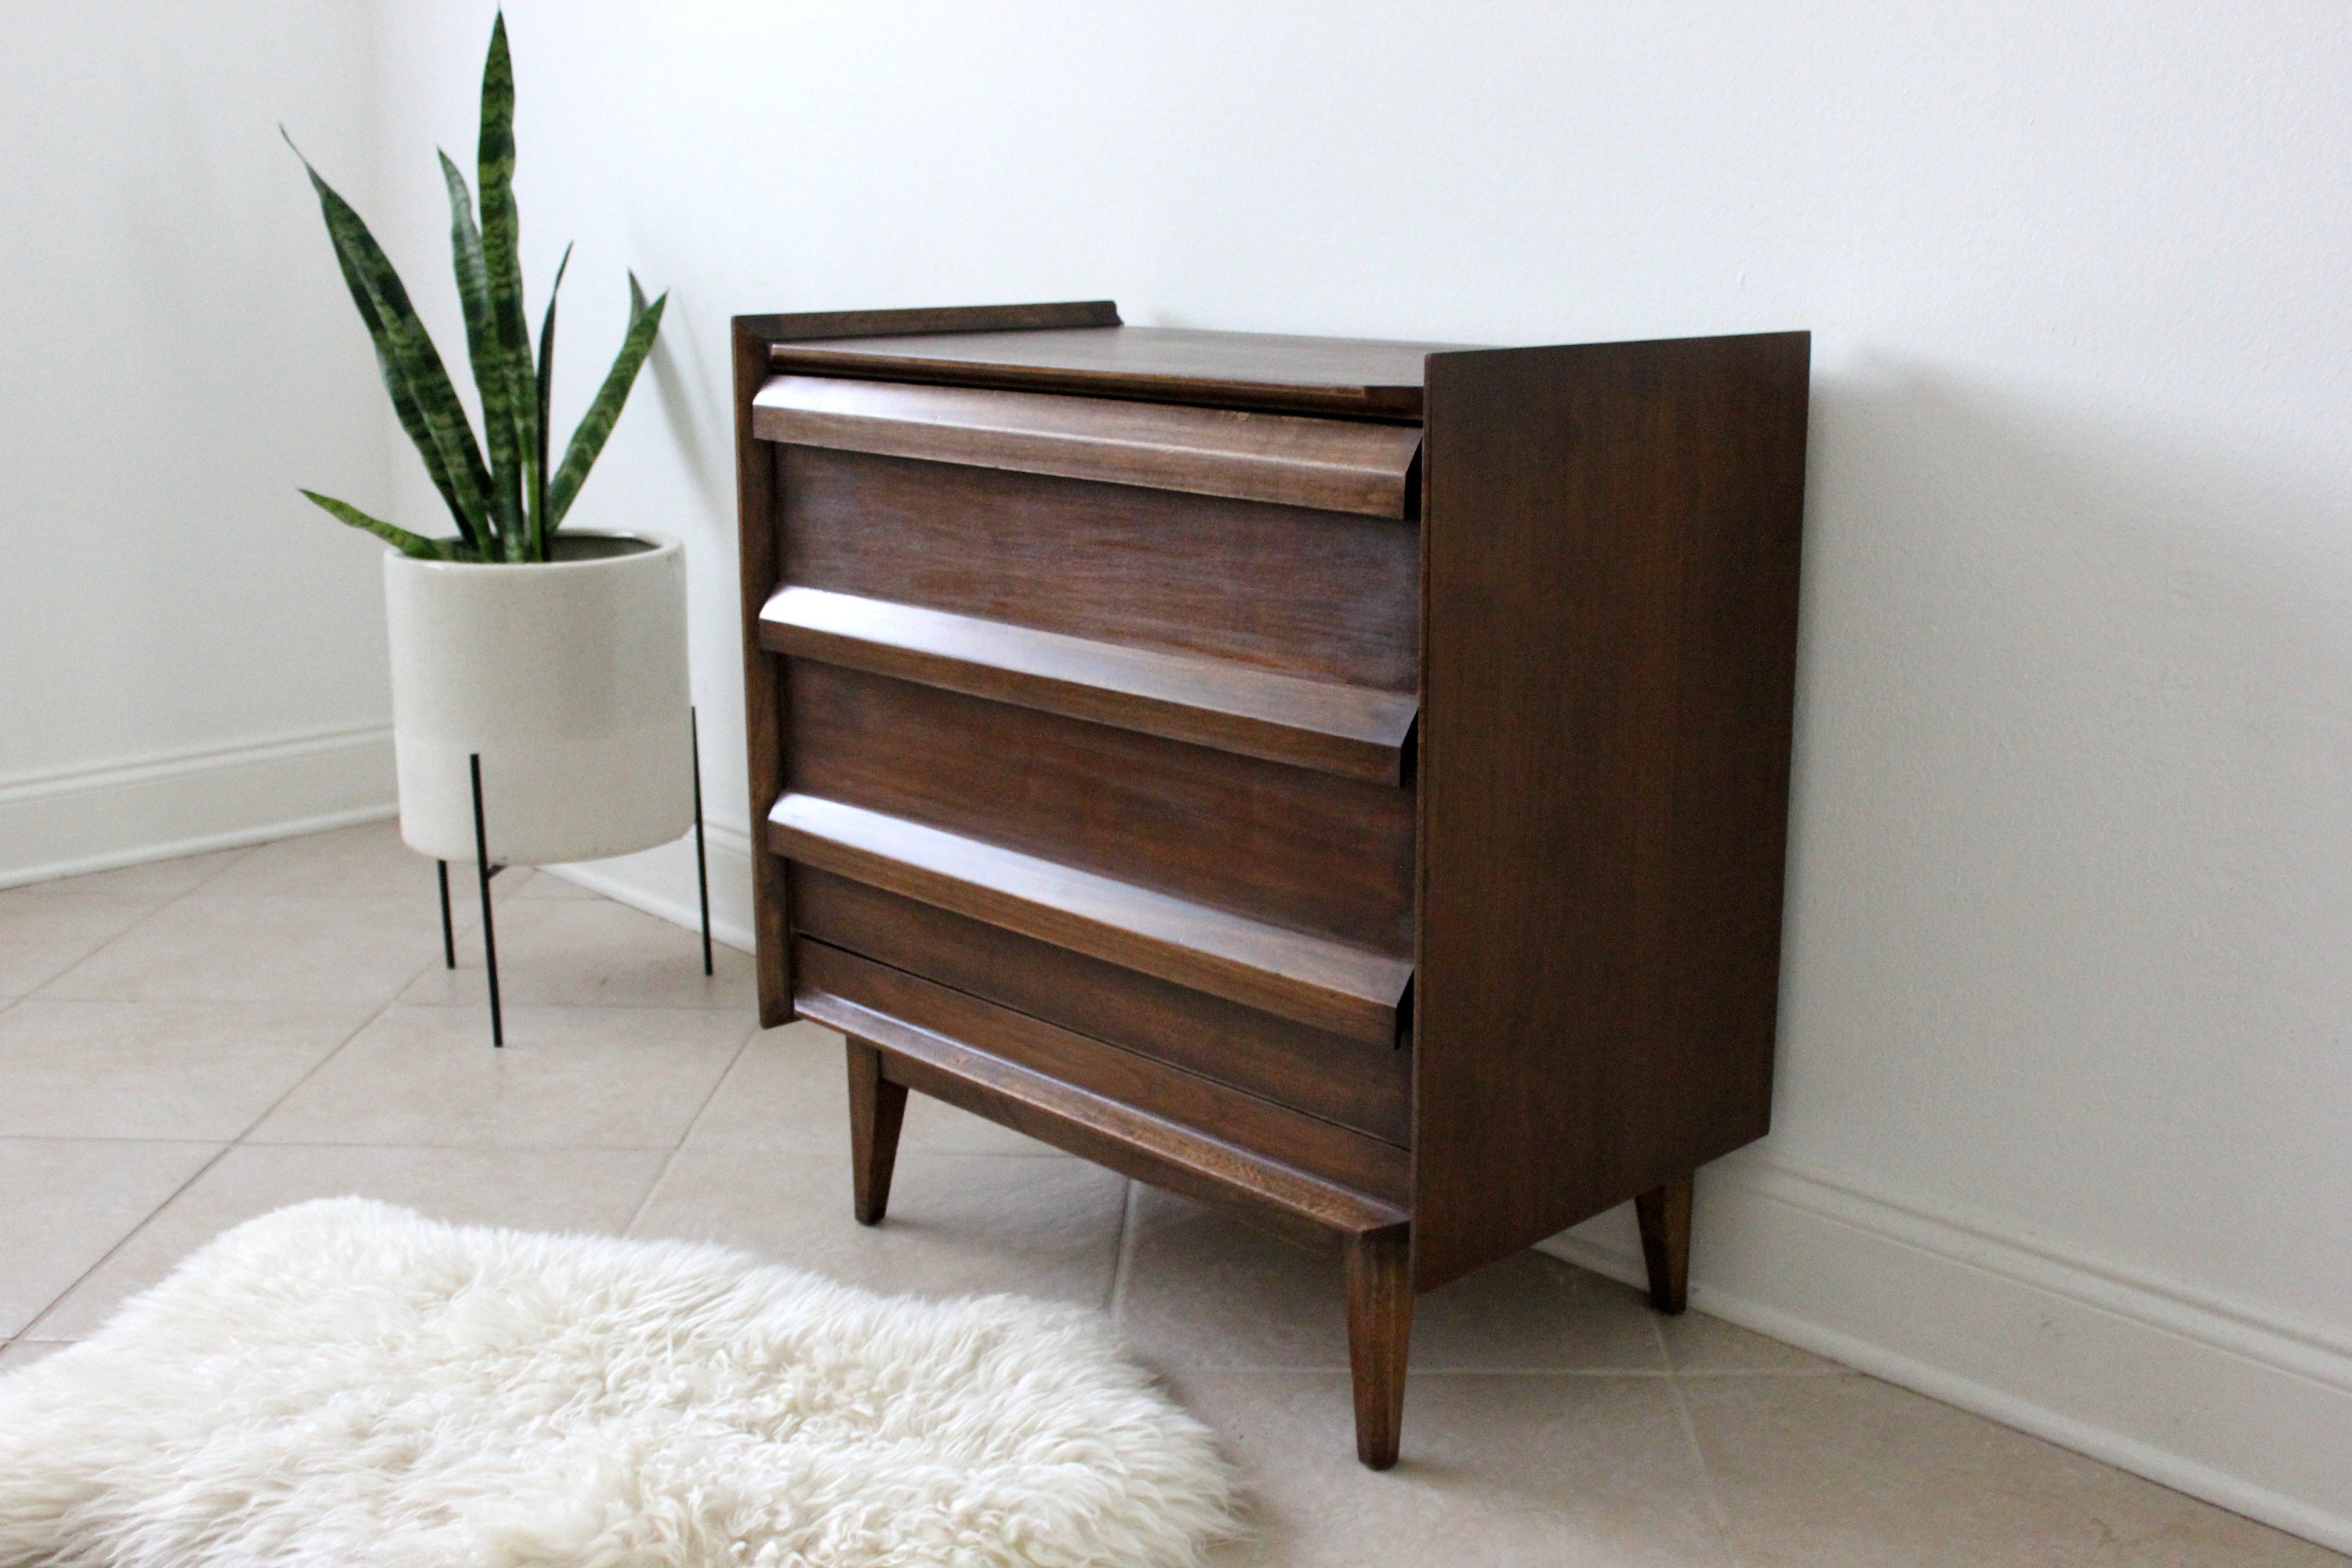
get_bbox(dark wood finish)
[733,319,793,1025]
[1636,1172,1694,1315]
[785,660,1415,953]
[1414,333,1809,1290]
[1345,1225,1414,1470]
[799,939,1409,1203]
[739,299,1119,343]
[780,445,1421,691]
[792,868,1411,1145]
[770,794,1410,1044]
[773,325,1475,419]
[796,984,1409,1248]
[732,303,1117,1024]
[737,305,1809,1467]
[755,377,1423,517]
[761,587,1415,784]
[845,1035,907,1225]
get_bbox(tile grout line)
[13,847,455,1342]
[223,977,442,1147]
[11,842,259,1004]
[1657,1312,1748,1568]
[621,1016,763,1238]
[17,1140,238,1343]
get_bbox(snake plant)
[288,13,666,562]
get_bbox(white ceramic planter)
[384,533,692,866]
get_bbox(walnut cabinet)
[731,301,1810,1468]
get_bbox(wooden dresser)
[731,301,1809,1468]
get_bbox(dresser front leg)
[846,1036,909,1226]
[1636,1171,1694,1315]
[1345,1224,1414,1469]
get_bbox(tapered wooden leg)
[1345,1224,1414,1470]
[846,1037,908,1227]
[1636,1171,1694,1315]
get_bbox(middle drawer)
[784,659,1416,956]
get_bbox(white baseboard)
[543,818,757,955]
[1539,1152,2352,1553]
[0,724,397,890]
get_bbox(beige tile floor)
[0,820,2339,1566]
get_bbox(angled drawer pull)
[768,793,1413,1046]
[760,586,1417,784]
[796,939,1411,1206]
[794,980,1410,1240]
[752,375,1423,517]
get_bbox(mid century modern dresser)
[731,301,1809,1468]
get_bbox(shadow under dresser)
[731,300,1810,1468]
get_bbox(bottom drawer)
[790,865,1410,1145]
[793,936,1412,1207]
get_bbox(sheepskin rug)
[0,1198,1236,1568]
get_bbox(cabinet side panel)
[1414,333,1809,1290]
[734,321,793,1024]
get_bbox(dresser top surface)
[771,325,1483,419]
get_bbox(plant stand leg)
[846,1036,908,1226]
[469,753,503,1049]
[1345,1224,1414,1470]
[691,706,712,977]
[436,861,456,969]
[1636,1171,1694,1315]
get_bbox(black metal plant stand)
[436,706,713,1047]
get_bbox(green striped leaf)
[438,149,521,556]
[546,274,666,528]
[532,242,572,551]
[286,134,492,549]
[299,490,466,560]
[476,12,535,561]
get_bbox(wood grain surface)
[769,793,1412,1044]
[797,939,1410,1202]
[792,866,1412,1145]
[734,302,1120,1023]
[754,376,1423,517]
[1412,332,1810,1291]
[795,979,1410,1246]
[779,444,1421,691]
[762,586,1416,784]
[784,659,1416,953]
[771,324,1475,418]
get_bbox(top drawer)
[753,376,1421,518]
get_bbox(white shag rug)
[0,1198,1236,1568]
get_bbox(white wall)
[0,1,397,884]
[383,0,2352,1545]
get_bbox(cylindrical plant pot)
[384,533,692,866]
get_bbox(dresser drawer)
[793,936,1411,1207]
[773,443,1418,691]
[791,865,1410,1145]
[785,660,1414,955]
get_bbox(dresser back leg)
[846,1037,909,1226]
[1345,1224,1414,1469]
[1635,1172,1694,1315]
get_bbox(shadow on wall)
[1587,358,2352,1317]
[647,299,737,527]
